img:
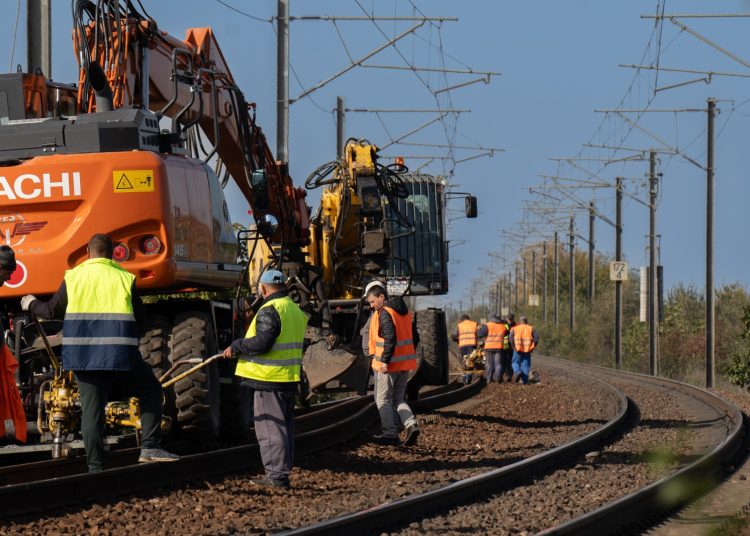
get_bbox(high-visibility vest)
[503,323,511,350]
[511,324,536,353]
[484,321,508,350]
[235,295,308,383]
[369,306,417,372]
[63,258,140,371]
[457,319,478,347]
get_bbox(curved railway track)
[282,357,744,536]
[282,358,632,535]
[538,357,745,535]
[0,379,483,519]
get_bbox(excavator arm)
[71,1,309,247]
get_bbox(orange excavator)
[0,1,313,452]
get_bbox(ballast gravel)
[0,371,613,535]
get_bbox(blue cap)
[259,269,286,285]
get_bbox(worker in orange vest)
[365,281,420,447]
[0,245,27,443]
[509,316,539,385]
[483,314,508,383]
[452,314,487,383]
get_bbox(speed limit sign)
[610,261,629,281]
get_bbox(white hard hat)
[363,280,387,298]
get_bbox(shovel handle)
[160,354,223,389]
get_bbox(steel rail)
[0,394,374,485]
[0,393,361,467]
[536,357,745,535]
[0,379,482,518]
[282,361,632,535]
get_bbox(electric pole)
[706,98,716,388]
[276,0,290,162]
[543,242,548,322]
[588,200,595,304]
[649,149,659,376]
[27,0,51,78]
[522,257,527,306]
[336,96,345,158]
[515,265,519,309]
[569,217,575,332]
[532,249,537,296]
[554,232,559,326]
[615,177,623,369]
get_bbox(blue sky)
[5,1,750,307]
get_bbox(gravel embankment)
[0,372,614,535]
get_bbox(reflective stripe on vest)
[511,324,536,353]
[458,320,478,347]
[235,295,308,383]
[484,321,508,350]
[369,306,418,372]
[62,258,139,371]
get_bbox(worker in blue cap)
[222,269,308,489]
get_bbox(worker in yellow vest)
[223,269,308,489]
[483,314,508,383]
[452,314,487,383]
[365,281,420,447]
[23,234,178,471]
[509,316,539,385]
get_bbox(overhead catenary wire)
[9,0,21,71]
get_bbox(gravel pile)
[0,371,614,535]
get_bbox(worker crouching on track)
[22,234,178,472]
[483,314,508,383]
[365,281,421,447]
[452,314,487,383]
[223,270,308,489]
[509,316,539,385]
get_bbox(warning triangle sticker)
[116,174,134,190]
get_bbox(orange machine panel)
[0,151,238,299]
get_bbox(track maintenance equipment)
[0,1,476,457]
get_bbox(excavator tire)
[407,308,449,400]
[139,315,170,377]
[169,311,221,440]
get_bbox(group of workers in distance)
[454,312,540,385]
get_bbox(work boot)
[511,371,521,384]
[138,447,180,463]
[371,434,399,446]
[402,425,420,446]
[250,476,290,489]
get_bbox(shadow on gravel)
[296,447,531,476]
[639,417,726,430]
[437,411,608,429]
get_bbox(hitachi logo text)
[0,172,82,200]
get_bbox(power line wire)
[9,0,21,71]
[214,0,270,23]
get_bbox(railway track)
[282,358,631,535]
[281,357,743,536]
[0,379,482,519]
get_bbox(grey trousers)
[75,359,163,472]
[253,389,295,481]
[375,370,417,438]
